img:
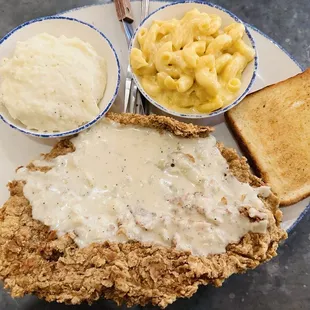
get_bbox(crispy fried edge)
[106,112,214,137]
[0,113,287,308]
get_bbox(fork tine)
[128,82,138,113]
[124,76,132,113]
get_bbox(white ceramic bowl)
[130,0,258,122]
[0,16,120,138]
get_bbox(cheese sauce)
[17,119,271,256]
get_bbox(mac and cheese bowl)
[130,1,257,121]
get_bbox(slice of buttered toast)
[226,69,310,206]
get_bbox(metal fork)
[114,0,150,114]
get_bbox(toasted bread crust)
[226,69,310,206]
[0,113,287,308]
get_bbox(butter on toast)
[226,69,310,206]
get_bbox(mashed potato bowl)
[0,16,120,138]
[130,1,257,123]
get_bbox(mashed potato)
[0,33,107,132]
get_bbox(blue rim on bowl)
[129,0,258,119]
[0,16,121,138]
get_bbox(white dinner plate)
[0,0,309,233]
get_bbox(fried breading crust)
[0,113,287,308]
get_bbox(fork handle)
[114,0,134,23]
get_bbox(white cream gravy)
[17,119,270,256]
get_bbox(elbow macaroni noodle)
[130,9,255,114]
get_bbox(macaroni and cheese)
[130,9,255,114]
